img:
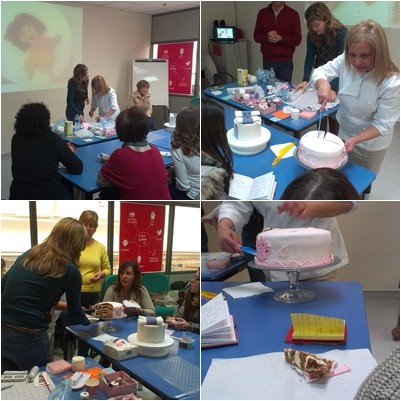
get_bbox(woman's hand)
[316,79,332,110]
[124,307,141,316]
[168,317,190,331]
[294,81,308,93]
[344,138,356,152]
[218,219,242,254]
[66,142,76,153]
[90,271,104,282]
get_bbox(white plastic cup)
[72,356,85,372]
[291,108,300,120]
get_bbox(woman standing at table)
[201,98,233,200]
[89,75,120,122]
[103,260,155,316]
[97,108,171,200]
[166,269,200,334]
[313,20,400,185]
[295,2,347,134]
[127,79,153,129]
[66,63,89,123]
[78,210,111,308]
[9,102,83,200]
[1,218,90,372]
[170,106,200,199]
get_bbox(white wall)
[202,201,400,291]
[201,1,400,84]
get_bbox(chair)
[141,272,176,317]
[100,274,118,301]
[151,105,169,130]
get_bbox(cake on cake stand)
[248,256,340,304]
[127,334,174,357]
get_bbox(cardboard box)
[104,340,138,361]
[99,371,137,397]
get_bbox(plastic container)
[269,68,276,86]
[98,372,137,398]
[48,378,72,400]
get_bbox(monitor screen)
[213,26,237,42]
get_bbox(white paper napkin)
[270,142,296,158]
[92,333,119,343]
[223,282,274,299]
[202,348,377,400]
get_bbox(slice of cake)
[284,348,335,380]
[93,302,123,319]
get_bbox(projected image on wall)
[1,1,83,93]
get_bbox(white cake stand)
[227,127,271,155]
[127,333,174,357]
[248,256,341,304]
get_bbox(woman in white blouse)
[312,19,399,176]
[89,75,120,121]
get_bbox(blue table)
[204,81,340,138]
[58,130,173,199]
[67,317,200,400]
[223,107,376,198]
[201,281,371,382]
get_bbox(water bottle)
[74,114,80,131]
[269,68,276,86]
[48,378,72,400]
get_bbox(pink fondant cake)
[255,227,333,268]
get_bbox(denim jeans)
[262,59,294,83]
[1,324,51,372]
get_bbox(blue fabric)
[146,316,157,325]
[1,324,51,372]
[242,111,253,124]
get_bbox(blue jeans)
[262,59,294,83]
[1,324,51,372]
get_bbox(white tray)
[227,126,271,155]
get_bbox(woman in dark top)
[66,63,89,122]
[1,217,90,372]
[9,102,83,199]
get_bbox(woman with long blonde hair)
[312,20,400,196]
[2,218,90,372]
[89,75,120,121]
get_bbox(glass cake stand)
[248,256,341,304]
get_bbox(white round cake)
[298,131,346,169]
[137,316,165,343]
[254,227,333,268]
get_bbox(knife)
[272,142,296,166]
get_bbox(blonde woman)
[2,218,90,371]
[78,210,111,308]
[89,75,120,121]
[313,20,400,179]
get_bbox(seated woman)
[280,167,360,200]
[89,75,120,122]
[9,102,83,199]
[97,108,171,200]
[170,106,200,199]
[103,260,155,316]
[166,269,199,334]
[127,79,153,129]
[201,98,233,200]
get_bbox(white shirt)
[170,148,200,199]
[91,87,120,120]
[218,201,353,281]
[312,53,400,151]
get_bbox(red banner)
[157,42,194,95]
[119,203,165,272]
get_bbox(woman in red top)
[97,108,171,200]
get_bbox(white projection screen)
[1,1,83,93]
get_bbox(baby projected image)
[1,2,82,93]
[4,13,61,79]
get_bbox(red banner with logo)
[119,203,165,272]
[157,42,193,95]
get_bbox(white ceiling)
[76,1,199,15]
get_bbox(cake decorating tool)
[241,246,257,256]
[272,142,296,166]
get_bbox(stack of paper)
[229,171,276,200]
[286,313,346,344]
[201,293,238,348]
